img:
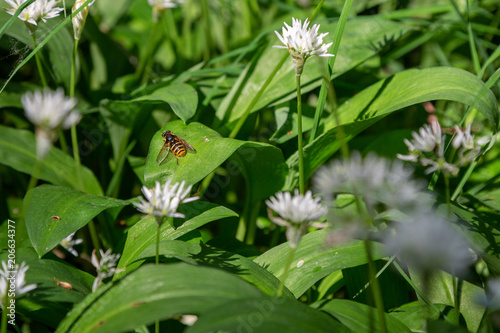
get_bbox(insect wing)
[156,143,170,164]
[181,139,196,152]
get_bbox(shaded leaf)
[254,229,385,297]
[133,83,198,123]
[116,201,238,275]
[55,263,262,333]
[0,125,102,195]
[284,67,500,190]
[25,185,130,257]
[187,296,350,333]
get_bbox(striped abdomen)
[170,141,186,157]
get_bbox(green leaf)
[187,296,350,333]
[144,120,287,201]
[254,229,386,297]
[133,83,198,123]
[55,263,262,333]
[116,201,238,275]
[389,301,447,332]
[25,185,131,257]
[216,17,413,127]
[410,269,486,332]
[0,125,102,195]
[136,240,294,298]
[0,248,94,328]
[317,299,412,333]
[284,67,500,190]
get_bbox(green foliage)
[1,0,500,332]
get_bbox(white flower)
[22,88,80,158]
[480,278,500,310]
[148,0,183,21]
[315,152,429,214]
[405,120,441,153]
[0,261,37,309]
[382,215,475,275]
[148,0,183,9]
[134,179,199,222]
[452,124,490,164]
[420,157,459,176]
[91,249,122,292]
[266,189,327,248]
[72,0,95,40]
[274,17,334,76]
[5,0,63,26]
[60,232,83,257]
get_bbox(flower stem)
[136,19,162,84]
[276,246,296,297]
[156,223,161,265]
[1,291,8,333]
[27,158,42,194]
[363,239,387,333]
[32,34,47,87]
[444,173,451,216]
[296,75,305,195]
[70,41,78,98]
[88,220,100,253]
[228,53,288,139]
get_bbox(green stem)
[296,75,305,195]
[136,19,162,84]
[70,41,78,98]
[277,246,296,297]
[58,128,68,154]
[31,33,47,87]
[88,220,100,253]
[363,240,387,333]
[27,158,42,194]
[1,291,8,333]
[156,223,161,265]
[229,53,287,139]
[71,126,83,190]
[444,173,450,216]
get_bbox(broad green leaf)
[317,299,412,333]
[389,301,447,332]
[254,229,386,297]
[187,296,350,333]
[0,248,94,328]
[216,17,413,127]
[55,263,262,333]
[136,240,294,298]
[116,201,238,275]
[25,185,131,257]
[0,125,102,195]
[284,67,500,190]
[410,269,485,332]
[144,120,287,201]
[133,83,198,123]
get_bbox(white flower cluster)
[452,124,490,165]
[397,120,490,176]
[382,214,475,275]
[5,0,63,28]
[134,179,199,224]
[148,0,184,21]
[315,152,430,214]
[60,232,83,257]
[0,261,37,309]
[266,189,327,248]
[274,17,334,76]
[91,249,122,292]
[22,88,81,158]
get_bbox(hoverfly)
[156,130,195,165]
